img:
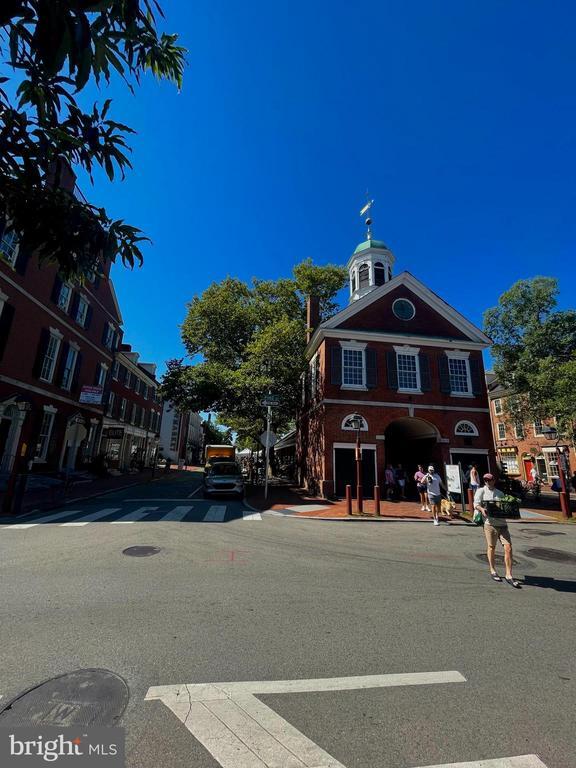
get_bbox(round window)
[392,298,416,321]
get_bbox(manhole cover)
[523,547,576,564]
[0,669,129,727]
[519,529,565,537]
[474,552,521,567]
[123,546,161,557]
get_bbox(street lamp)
[348,413,364,514]
[541,426,572,519]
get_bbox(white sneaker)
[433,519,440,526]
[421,505,425,511]
[425,506,431,512]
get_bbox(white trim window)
[533,419,544,436]
[497,423,506,440]
[40,332,62,383]
[455,420,479,437]
[107,391,115,417]
[341,342,366,389]
[96,363,108,388]
[119,398,127,421]
[141,383,148,400]
[61,346,79,390]
[134,377,141,395]
[0,228,19,267]
[112,360,119,380]
[515,423,525,439]
[57,283,72,312]
[396,350,420,392]
[501,455,520,475]
[446,351,472,395]
[104,322,115,350]
[34,408,56,461]
[342,414,368,431]
[493,398,503,415]
[76,296,89,327]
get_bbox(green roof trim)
[353,239,389,254]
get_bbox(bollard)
[345,484,353,516]
[467,488,475,517]
[374,485,381,516]
[357,484,363,515]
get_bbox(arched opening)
[358,263,370,289]
[374,261,386,286]
[384,417,440,475]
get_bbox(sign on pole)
[445,464,462,494]
[261,394,280,407]
[260,430,277,448]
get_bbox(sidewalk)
[246,479,565,522]
[0,468,191,518]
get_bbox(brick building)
[0,218,162,486]
[297,234,495,497]
[486,373,574,484]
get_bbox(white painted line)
[161,506,193,522]
[202,505,227,522]
[123,498,199,502]
[243,510,262,521]
[60,508,120,526]
[2,523,40,529]
[418,757,548,768]
[2,508,83,527]
[110,506,158,524]
[284,504,330,513]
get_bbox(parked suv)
[203,461,245,499]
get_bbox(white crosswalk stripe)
[202,505,227,522]
[60,508,121,526]
[243,510,262,521]
[2,508,84,528]
[160,506,193,522]
[110,506,159,524]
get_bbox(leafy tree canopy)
[0,1,185,279]
[484,277,576,442]
[161,260,347,441]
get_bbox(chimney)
[306,295,320,343]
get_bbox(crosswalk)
[1,504,263,530]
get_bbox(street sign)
[445,464,462,494]
[260,430,277,447]
[261,394,280,407]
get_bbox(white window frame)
[134,377,141,395]
[96,362,108,388]
[454,420,479,437]
[533,419,544,436]
[107,391,115,418]
[493,398,503,415]
[497,423,506,440]
[57,283,72,312]
[39,329,63,383]
[340,341,367,390]
[445,350,472,397]
[341,414,368,431]
[394,344,421,394]
[0,226,19,267]
[61,343,79,391]
[34,406,57,462]
[119,398,127,421]
[104,322,115,350]
[112,360,119,380]
[76,295,89,327]
[514,423,525,439]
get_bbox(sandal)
[490,573,502,582]
[505,577,521,589]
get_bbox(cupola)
[347,207,395,302]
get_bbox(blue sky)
[82,0,573,373]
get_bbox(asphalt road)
[1,471,575,768]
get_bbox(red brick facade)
[297,270,495,498]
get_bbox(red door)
[523,459,534,481]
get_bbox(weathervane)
[359,194,374,239]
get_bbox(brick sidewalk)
[246,480,564,522]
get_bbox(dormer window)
[374,262,385,286]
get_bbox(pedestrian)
[414,464,430,511]
[469,464,480,493]
[385,464,396,501]
[425,465,445,525]
[474,473,521,588]
[529,465,540,484]
[395,463,407,499]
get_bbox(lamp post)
[348,413,363,514]
[2,400,33,515]
[542,426,571,519]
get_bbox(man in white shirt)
[474,473,520,588]
[425,465,445,526]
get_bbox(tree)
[0,1,185,279]
[484,277,576,442]
[161,260,348,442]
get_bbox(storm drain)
[523,547,576,565]
[0,669,129,727]
[122,546,161,557]
[474,552,521,567]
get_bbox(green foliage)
[484,277,576,442]
[0,1,186,279]
[161,261,347,441]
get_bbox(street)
[1,471,575,767]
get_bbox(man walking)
[474,473,521,588]
[425,465,445,525]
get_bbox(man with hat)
[474,473,521,588]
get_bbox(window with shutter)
[330,346,342,385]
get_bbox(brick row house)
[486,373,574,484]
[0,217,162,483]
[297,234,495,497]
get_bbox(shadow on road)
[522,575,576,593]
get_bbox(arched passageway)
[384,417,440,473]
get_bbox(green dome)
[353,239,389,254]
